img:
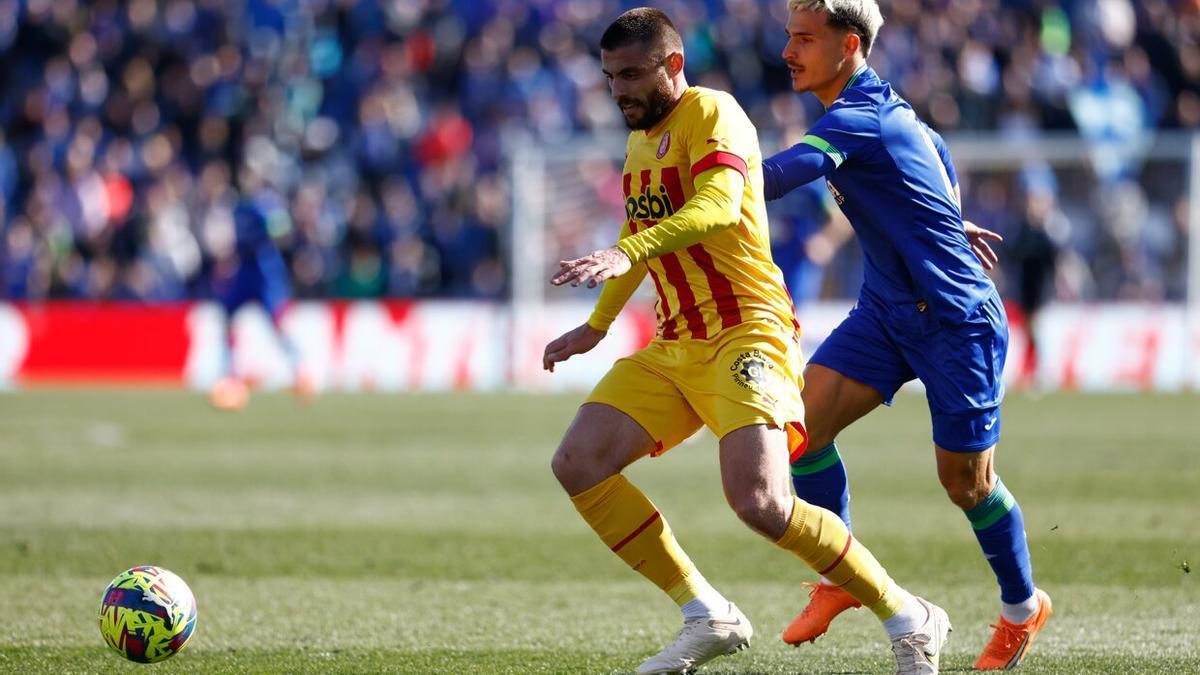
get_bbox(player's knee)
[549,447,570,484]
[940,473,993,510]
[550,443,585,491]
[727,488,791,540]
[550,436,618,495]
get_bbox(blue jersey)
[763,66,993,323]
[213,201,291,318]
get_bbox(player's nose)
[781,41,798,63]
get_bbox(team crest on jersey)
[656,131,671,159]
[730,349,775,391]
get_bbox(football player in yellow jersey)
[542,8,950,675]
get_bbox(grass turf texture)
[0,389,1196,674]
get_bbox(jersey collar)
[645,87,697,137]
[839,64,873,96]
[822,64,874,110]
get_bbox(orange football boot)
[974,588,1053,670]
[781,582,862,645]
[209,376,249,411]
[291,370,318,404]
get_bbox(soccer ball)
[98,566,197,663]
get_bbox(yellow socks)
[570,474,710,606]
[775,496,906,620]
[570,478,907,623]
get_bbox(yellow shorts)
[586,319,809,461]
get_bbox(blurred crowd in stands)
[1,0,1197,303]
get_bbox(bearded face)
[601,45,678,130]
[617,73,674,130]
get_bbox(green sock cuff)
[965,478,1015,530]
[791,442,840,476]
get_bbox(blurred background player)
[1005,171,1065,390]
[207,172,313,410]
[768,120,856,306]
[544,8,950,674]
[763,1,1049,669]
[768,172,854,304]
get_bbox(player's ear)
[844,32,862,59]
[665,51,684,77]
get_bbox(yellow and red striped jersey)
[610,86,796,340]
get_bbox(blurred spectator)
[0,0,1196,304]
[1004,171,1066,386]
[207,181,314,409]
[768,178,854,304]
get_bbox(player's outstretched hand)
[543,323,606,373]
[551,247,632,288]
[964,221,1003,270]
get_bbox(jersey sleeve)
[923,123,959,189]
[682,92,756,186]
[762,144,834,201]
[801,102,878,170]
[614,167,743,264]
[588,219,648,331]
[762,103,876,201]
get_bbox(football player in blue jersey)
[765,2,1050,669]
[208,187,314,410]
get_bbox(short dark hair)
[599,7,683,55]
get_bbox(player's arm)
[542,261,648,373]
[586,262,647,332]
[762,140,838,201]
[613,166,744,263]
[926,123,1004,269]
[544,221,648,372]
[550,166,744,288]
[587,219,649,331]
[925,124,960,199]
[542,263,648,372]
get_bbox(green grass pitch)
[0,389,1196,673]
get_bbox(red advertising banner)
[12,303,192,383]
[0,301,1196,392]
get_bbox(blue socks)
[964,477,1036,604]
[792,444,1036,607]
[790,442,852,528]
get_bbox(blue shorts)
[219,278,290,321]
[809,291,1008,452]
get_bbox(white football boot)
[890,597,952,675]
[636,602,752,674]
